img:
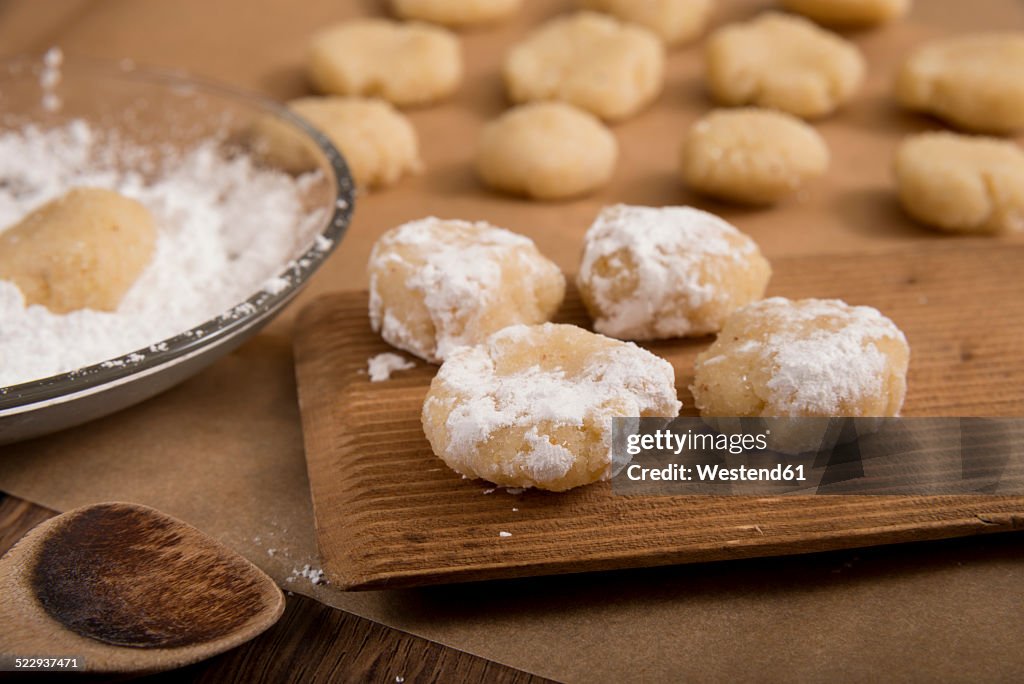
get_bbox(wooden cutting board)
[293,240,1024,591]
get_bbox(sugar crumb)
[292,564,327,585]
[368,352,415,382]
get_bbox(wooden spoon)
[0,502,284,674]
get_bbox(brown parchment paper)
[2,0,1024,681]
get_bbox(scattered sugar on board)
[367,352,415,382]
[291,564,326,585]
[0,120,325,387]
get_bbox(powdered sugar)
[290,564,326,585]
[426,323,681,486]
[368,217,562,362]
[578,204,761,339]
[367,352,415,381]
[0,120,321,387]
[745,298,907,415]
[519,425,575,482]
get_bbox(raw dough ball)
[391,0,522,28]
[255,97,421,189]
[368,218,565,363]
[680,108,830,205]
[894,132,1024,235]
[780,0,910,27]
[422,323,682,491]
[706,12,865,119]
[308,19,462,106]
[503,11,665,122]
[0,187,156,314]
[691,297,909,419]
[578,0,713,46]
[577,204,771,340]
[477,102,618,200]
[896,33,1024,134]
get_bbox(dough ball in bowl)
[577,205,771,340]
[0,187,156,314]
[422,323,682,491]
[680,108,830,205]
[691,297,909,418]
[255,97,421,189]
[705,12,865,119]
[503,11,665,122]
[896,33,1024,135]
[368,218,565,363]
[391,0,522,28]
[477,102,618,201]
[894,132,1024,235]
[308,19,462,106]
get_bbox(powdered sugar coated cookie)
[691,298,909,418]
[577,205,771,341]
[368,218,565,363]
[422,323,682,491]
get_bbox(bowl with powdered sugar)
[0,52,355,444]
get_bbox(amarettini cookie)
[705,13,865,119]
[422,323,682,491]
[578,0,713,47]
[255,97,421,188]
[781,0,910,28]
[0,187,156,314]
[308,19,462,106]
[894,132,1024,235]
[503,11,665,122]
[691,298,909,419]
[391,0,521,28]
[577,205,771,341]
[896,33,1024,134]
[680,108,830,205]
[368,218,565,363]
[476,102,618,200]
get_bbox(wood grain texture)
[0,502,285,674]
[294,241,1024,590]
[0,495,549,684]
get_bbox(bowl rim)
[0,54,356,413]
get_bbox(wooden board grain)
[294,240,1024,591]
